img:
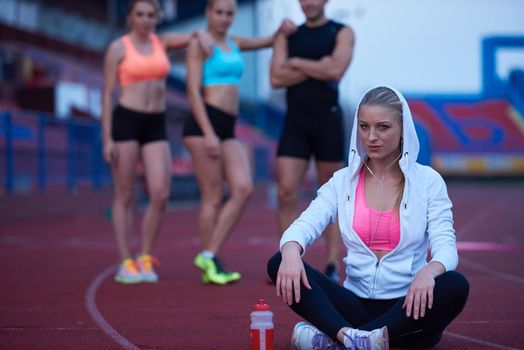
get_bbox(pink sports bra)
[353,167,400,251]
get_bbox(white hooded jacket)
[280,86,458,299]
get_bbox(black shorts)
[111,105,167,145]
[277,104,345,162]
[182,104,236,140]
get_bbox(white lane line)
[453,320,522,325]
[85,265,140,350]
[445,331,520,350]
[459,256,524,284]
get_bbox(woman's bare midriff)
[119,80,167,113]
[203,85,239,116]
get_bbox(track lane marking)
[85,265,140,350]
[445,331,520,350]
[459,256,524,284]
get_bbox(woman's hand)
[204,133,221,157]
[103,140,117,164]
[276,242,311,305]
[194,29,213,56]
[403,268,437,320]
[277,18,297,37]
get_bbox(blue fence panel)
[0,110,114,194]
[2,112,14,193]
[38,114,46,191]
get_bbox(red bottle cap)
[253,298,270,311]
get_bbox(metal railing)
[1,110,111,194]
[1,108,276,198]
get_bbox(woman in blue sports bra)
[183,0,295,285]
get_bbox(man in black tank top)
[270,0,355,282]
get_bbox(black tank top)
[286,20,344,110]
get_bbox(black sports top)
[286,20,345,110]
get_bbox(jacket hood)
[347,85,420,177]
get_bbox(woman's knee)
[437,270,470,309]
[231,180,254,202]
[148,187,170,208]
[277,184,299,207]
[267,252,282,282]
[449,271,469,304]
[200,183,224,207]
[114,187,135,207]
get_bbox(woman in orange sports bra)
[101,0,211,284]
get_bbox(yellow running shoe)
[115,259,142,284]
[194,253,241,285]
[136,254,160,283]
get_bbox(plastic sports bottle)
[250,299,274,350]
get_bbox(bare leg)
[140,141,172,255]
[316,160,344,274]
[111,141,140,261]
[276,156,309,232]
[184,137,224,249]
[206,140,253,253]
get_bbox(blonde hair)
[359,86,403,121]
[359,86,405,210]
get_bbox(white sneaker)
[115,259,142,284]
[291,322,345,350]
[136,254,159,283]
[290,321,389,350]
[342,326,389,350]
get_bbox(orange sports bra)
[118,34,170,87]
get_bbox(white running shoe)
[342,326,389,350]
[136,254,159,283]
[290,321,389,350]
[291,322,345,350]
[115,259,142,284]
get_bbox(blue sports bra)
[202,38,244,86]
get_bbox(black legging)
[267,252,469,349]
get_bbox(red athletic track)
[1,181,523,350]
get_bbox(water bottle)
[250,299,274,350]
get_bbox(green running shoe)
[194,253,241,285]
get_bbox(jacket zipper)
[403,177,409,210]
[371,259,380,298]
[402,152,410,210]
